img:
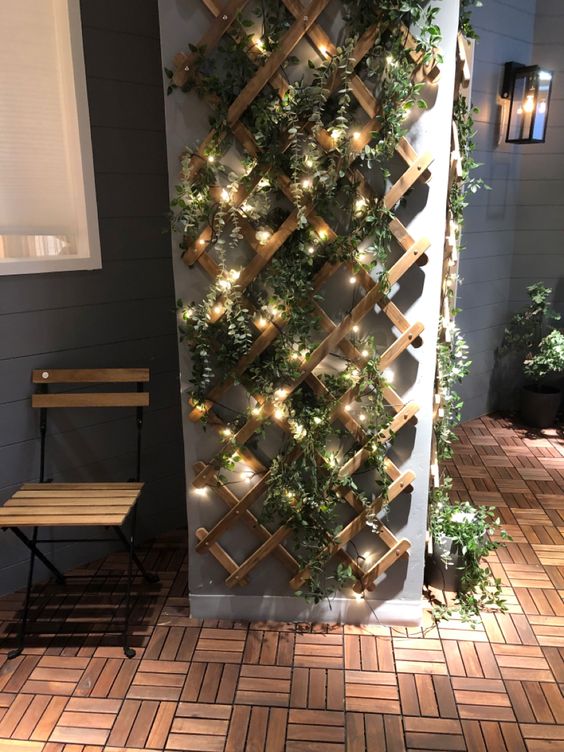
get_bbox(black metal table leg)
[123,508,137,659]
[113,526,159,584]
[8,526,38,659]
[9,527,65,585]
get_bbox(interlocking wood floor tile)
[0,419,563,751]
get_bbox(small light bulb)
[254,37,264,51]
[330,128,341,141]
[354,591,364,601]
[352,325,359,333]
[523,94,535,114]
[274,407,284,420]
[355,197,367,213]
[221,188,230,202]
[307,246,315,255]
[221,427,232,437]
[349,276,357,284]
[194,487,207,497]
[256,228,272,245]
[305,157,313,168]
[319,45,327,56]
[383,368,394,382]
[270,306,280,318]
[361,349,369,358]
[351,368,360,380]
[344,404,352,412]
[290,352,300,361]
[359,413,366,422]
[213,304,223,315]
[251,406,261,417]
[257,316,268,329]
[352,131,361,140]
[207,155,215,163]
[229,269,240,281]
[318,230,328,241]
[198,238,206,246]
[275,388,288,399]
[313,416,322,425]
[302,178,312,189]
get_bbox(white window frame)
[0,0,101,276]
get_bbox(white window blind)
[0,0,100,274]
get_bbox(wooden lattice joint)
[180,1,440,595]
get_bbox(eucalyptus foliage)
[170,1,442,602]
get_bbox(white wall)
[457,0,537,419]
[159,0,460,625]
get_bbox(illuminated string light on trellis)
[352,130,361,141]
[256,227,272,245]
[352,324,360,333]
[240,468,254,483]
[256,316,268,329]
[220,188,230,202]
[319,45,327,57]
[275,387,289,399]
[302,177,312,189]
[304,156,314,168]
[198,238,207,246]
[212,303,223,315]
[330,128,341,142]
[253,36,265,51]
[355,197,367,213]
[193,487,207,497]
[274,406,285,420]
[359,413,367,422]
[207,155,215,163]
[383,368,394,382]
[361,349,369,358]
[349,275,357,284]
[344,404,352,412]
[221,427,233,438]
[307,246,315,255]
[318,230,328,241]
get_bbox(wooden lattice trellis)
[430,31,474,489]
[175,0,441,595]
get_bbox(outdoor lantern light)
[502,62,553,144]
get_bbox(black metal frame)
[4,378,159,660]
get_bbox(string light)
[361,349,369,358]
[302,177,312,190]
[194,487,207,497]
[221,188,230,202]
[304,157,314,168]
[383,367,394,382]
[221,427,233,437]
[218,278,232,290]
[229,269,240,281]
[274,407,285,420]
[349,275,357,285]
[318,230,328,241]
[198,238,206,246]
[344,404,352,412]
[251,406,261,417]
[256,228,272,245]
[319,45,327,56]
[275,387,288,399]
[254,36,265,51]
[355,197,367,213]
[240,468,254,483]
[359,413,367,422]
[307,246,315,255]
[256,316,268,329]
[207,155,215,163]
[330,128,341,141]
[352,325,360,333]
[213,303,223,315]
[352,130,361,141]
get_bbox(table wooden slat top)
[0,482,144,527]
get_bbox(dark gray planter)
[520,385,561,428]
[425,535,464,593]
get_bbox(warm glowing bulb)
[302,178,312,189]
[221,188,230,202]
[240,469,254,483]
[218,278,232,290]
[290,352,300,361]
[319,45,327,56]
[194,487,207,497]
[254,36,264,50]
[352,131,361,140]
[318,230,328,241]
[355,197,367,213]
[344,404,352,412]
[221,427,232,437]
[349,276,357,285]
[229,269,240,281]
[198,238,206,246]
[305,157,313,168]
[361,349,369,358]
[352,325,359,333]
[274,408,284,420]
[251,406,261,417]
[307,246,315,255]
[359,413,366,422]
[257,316,268,329]
[256,228,272,245]
[523,94,535,114]
[276,387,288,399]
[213,304,223,315]
[207,155,215,163]
[351,369,360,380]
[383,368,394,382]
[330,128,341,141]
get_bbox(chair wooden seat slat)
[1,368,157,660]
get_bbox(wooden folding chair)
[0,368,159,659]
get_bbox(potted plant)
[499,283,563,427]
[426,483,509,625]
[521,330,564,428]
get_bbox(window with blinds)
[0,0,100,275]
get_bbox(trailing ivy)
[170,1,442,602]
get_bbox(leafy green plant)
[429,482,509,625]
[434,326,471,460]
[500,283,561,359]
[524,329,564,387]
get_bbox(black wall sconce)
[501,62,553,144]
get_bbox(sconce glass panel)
[506,65,553,144]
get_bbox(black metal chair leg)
[9,527,65,584]
[8,526,38,659]
[113,526,159,584]
[123,510,136,659]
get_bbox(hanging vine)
[170,1,441,603]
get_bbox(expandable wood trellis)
[175,0,441,595]
[430,31,474,488]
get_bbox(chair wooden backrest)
[31,368,150,408]
[31,368,150,482]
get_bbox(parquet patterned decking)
[0,415,563,750]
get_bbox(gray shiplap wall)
[457,0,537,419]
[511,0,564,318]
[0,0,185,595]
